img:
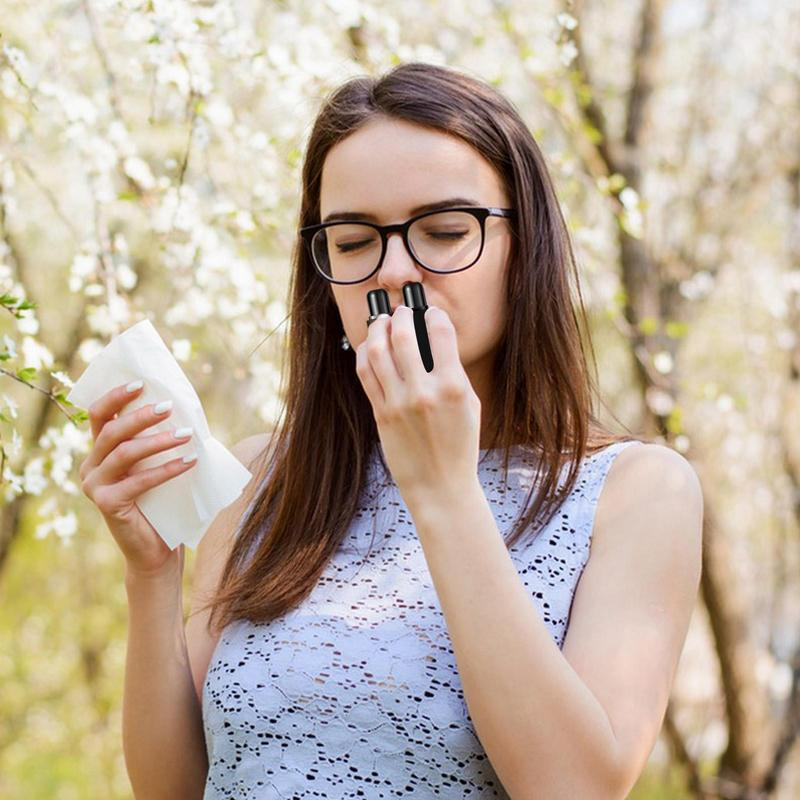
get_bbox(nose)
[376,231,424,294]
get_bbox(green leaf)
[575,83,593,107]
[543,85,565,107]
[665,320,689,339]
[638,317,658,336]
[582,121,603,144]
[16,367,37,383]
[665,406,683,434]
[607,173,626,193]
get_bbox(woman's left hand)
[354,304,482,509]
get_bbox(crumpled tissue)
[66,318,253,551]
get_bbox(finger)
[425,306,462,379]
[92,427,193,487]
[88,380,145,442]
[389,304,427,390]
[355,336,385,408]
[93,452,197,510]
[83,400,173,478]
[365,313,404,400]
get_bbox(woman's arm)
[408,443,703,799]
[123,557,208,800]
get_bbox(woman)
[83,62,703,798]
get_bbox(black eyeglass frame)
[298,206,516,285]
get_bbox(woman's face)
[318,117,514,388]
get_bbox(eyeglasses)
[299,206,516,285]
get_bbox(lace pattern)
[202,439,643,798]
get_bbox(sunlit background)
[2,0,799,797]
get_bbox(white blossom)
[2,393,19,419]
[123,156,156,189]
[646,387,675,416]
[171,338,192,361]
[35,510,79,542]
[556,12,578,31]
[653,351,674,374]
[21,337,54,371]
[679,270,715,301]
[23,456,48,495]
[559,41,578,66]
[716,394,734,412]
[3,335,17,359]
[50,372,75,390]
[674,435,690,453]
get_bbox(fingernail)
[173,426,193,439]
[154,400,173,414]
[182,452,198,464]
[126,379,144,393]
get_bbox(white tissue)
[66,318,253,551]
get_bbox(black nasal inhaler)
[365,281,433,372]
[366,289,391,327]
[403,281,433,372]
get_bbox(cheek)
[451,285,507,361]
[339,299,372,348]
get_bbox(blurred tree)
[1,0,799,798]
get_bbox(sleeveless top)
[202,439,643,799]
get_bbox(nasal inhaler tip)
[363,282,433,371]
[365,281,428,328]
[366,290,391,317]
[403,281,427,310]
[366,289,391,327]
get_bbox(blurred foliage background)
[2,0,800,797]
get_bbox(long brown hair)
[200,61,642,634]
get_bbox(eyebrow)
[321,196,482,224]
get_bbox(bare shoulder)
[606,440,702,491]
[232,431,278,470]
[185,429,278,704]
[234,431,271,455]
[592,441,704,553]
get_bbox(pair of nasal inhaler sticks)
[365,281,434,373]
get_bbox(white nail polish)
[154,400,173,414]
[182,452,198,464]
[126,379,143,393]
[173,427,193,439]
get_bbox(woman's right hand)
[78,380,198,580]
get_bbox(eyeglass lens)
[311,210,483,282]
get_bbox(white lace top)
[202,439,642,798]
